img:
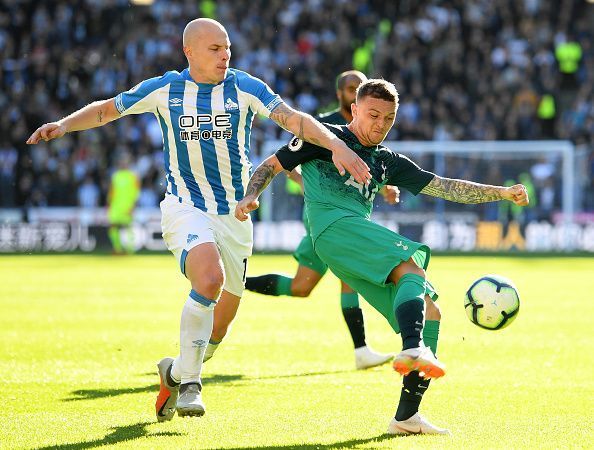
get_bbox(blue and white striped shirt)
[115,68,282,214]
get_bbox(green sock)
[340,292,359,309]
[108,226,123,253]
[393,273,426,350]
[423,320,440,356]
[276,276,293,296]
[393,273,426,310]
[245,275,293,296]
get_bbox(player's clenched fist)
[26,122,67,144]
[235,197,260,221]
[381,185,400,205]
[503,184,529,206]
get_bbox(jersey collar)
[343,126,380,152]
[181,68,231,90]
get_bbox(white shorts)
[160,194,253,297]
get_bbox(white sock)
[170,356,182,384]
[203,340,221,363]
[176,291,215,385]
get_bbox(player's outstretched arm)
[269,103,371,185]
[235,155,285,221]
[26,98,120,145]
[420,175,529,206]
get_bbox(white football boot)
[355,346,394,370]
[392,346,445,379]
[387,413,450,435]
[176,383,206,417]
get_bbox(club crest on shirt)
[224,98,239,111]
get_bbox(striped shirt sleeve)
[115,71,176,116]
[236,71,282,117]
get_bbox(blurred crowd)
[0,0,593,218]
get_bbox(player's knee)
[192,271,225,299]
[340,282,355,294]
[409,263,426,279]
[389,260,425,285]
[425,298,441,321]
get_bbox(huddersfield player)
[236,79,529,434]
[244,71,396,370]
[26,18,371,421]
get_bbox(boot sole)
[177,407,206,417]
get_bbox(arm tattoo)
[420,176,504,204]
[245,162,277,198]
[97,110,103,123]
[269,104,326,147]
[298,116,304,141]
[269,103,296,130]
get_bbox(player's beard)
[339,94,355,120]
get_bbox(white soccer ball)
[464,274,520,330]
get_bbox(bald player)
[244,71,398,370]
[26,18,371,421]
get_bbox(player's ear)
[183,46,191,59]
[351,102,357,118]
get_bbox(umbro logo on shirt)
[169,98,183,106]
[224,98,239,111]
[187,234,199,244]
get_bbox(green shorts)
[314,216,438,333]
[108,208,133,226]
[293,233,329,276]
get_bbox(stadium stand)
[0,0,592,219]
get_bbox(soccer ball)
[464,274,520,330]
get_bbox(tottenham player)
[236,79,529,434]
[244,71,396,370]
[26,18,371,421]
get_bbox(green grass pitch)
[1,254,593,449]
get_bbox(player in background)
[107,153,140,254]
[236,79,529,435]
[244,71,396,370]
[26,18,371,422]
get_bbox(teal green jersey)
[276,125,434,242]
[300,110,349,230]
